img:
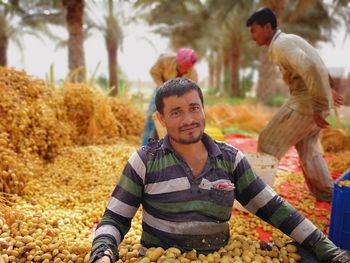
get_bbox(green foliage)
[222,71,231,95]
[96,76,109,92]
[133,0,207,54]
[222,127,258,136]
[205,87,221,96]
[118,77,129,97]
[0,0,64,66]
[239,72,254,98]
[326,114,350,137]
[265,95,287,107]
[214,71,254,98]
[203,95,254,107]
[282,1,340,44]
[95,68,130,97]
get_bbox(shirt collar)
[162,133,222,157]
[268,29,282,55]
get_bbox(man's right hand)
[313,111,330,128]
[95,256,111,263]
[332,89,344,107]
[328,250,350,263]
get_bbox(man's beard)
[169,121,204,144]
[170,133,203,144]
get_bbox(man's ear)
[156,111,165,127]
[264,23,272,31]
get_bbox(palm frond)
[55,39,68,51]
[287,0,318,24]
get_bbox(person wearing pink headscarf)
[141,48,198,145]
[150,48,198,87]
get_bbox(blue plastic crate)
[329,169,350,250]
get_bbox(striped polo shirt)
[89,134,338,262]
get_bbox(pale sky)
[8,21,209,84]
[8,20,350,84]
[317,32,350,78]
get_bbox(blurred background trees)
[62,0,85,82]
[85,0,128,95]
[2,0,349,102]
[0,0,60,66]
[134,0,349,102]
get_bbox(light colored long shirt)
[268,30,332,114]
[150,53,198,87]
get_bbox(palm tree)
[134,0,345,99]
[85,0,125,96]
[134,0,258,97]
[0,0,60,66]
[134,0,207,52]
[62,0,85,82]
[208,0,256,96]
[4,0,88,83]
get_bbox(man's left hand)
[314,111,330,128]
[332,89,344,107]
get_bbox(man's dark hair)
[246,7,277,30]
[155,77,203,114]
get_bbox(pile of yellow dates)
[135,237,301,263]
[0,143,304,263]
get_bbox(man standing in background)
[246,7,344,202]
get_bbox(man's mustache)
[179,122,200,132]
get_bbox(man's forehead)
[251,22,260,29]
[163,91,201,107]
[166,90,199,100]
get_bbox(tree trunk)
[106,36,118,96]
[263,0,286,17]
[208,50,214,89]
[63,0,85,82]
[222,47,231,95]
[215,50,222,92]
[0,34,8,66]
[230,44,240,97]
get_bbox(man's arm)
[313,74,345,128]
[329,74,345,107]
[183,69,198,83]
[92,250,113,263]
[313,111,330,128]
[331,89,344,107]
[150,56,166,87]
[232,154,347,262]
[89,151,145,263]
[274,42,332,128]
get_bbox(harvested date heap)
[0,67,145,195]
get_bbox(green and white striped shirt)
[90,134,337,262]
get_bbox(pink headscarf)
[176,48,197,70]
